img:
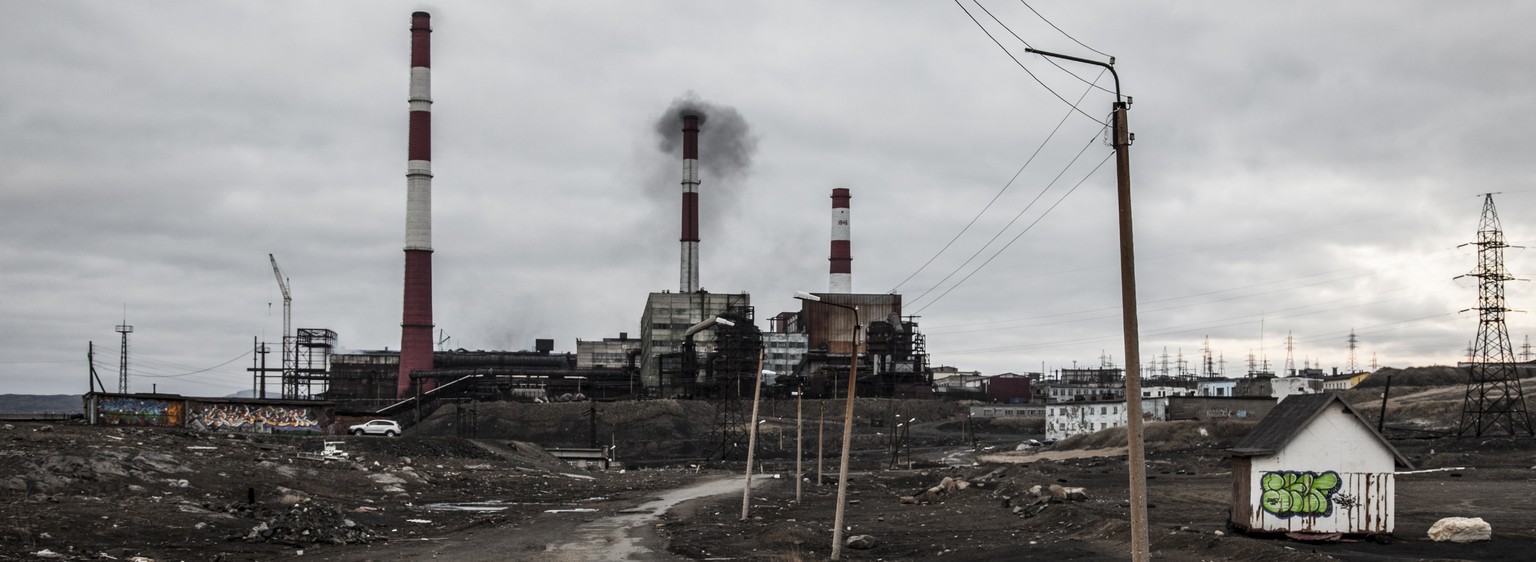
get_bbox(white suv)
[349,419,401,437]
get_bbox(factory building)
[777,292,934,398]
[637,291,758,397]
[328,350,401,406]
[762,332,809,386]
[575,334,641,370]
[327,342,641,410]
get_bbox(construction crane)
[268,253,291,341]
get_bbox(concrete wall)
[985,375,1032,403]
[1166,396,1277,422]
[970,403,1045,418]
[1045,398,1167,441]
[95,396,184,427]
[87,393,333,435]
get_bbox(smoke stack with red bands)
[680,114,701,293]
[830,187,852,293]
[398,11,434,397]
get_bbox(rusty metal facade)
[799,293,900,355]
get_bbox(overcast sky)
[6,1,1536,396]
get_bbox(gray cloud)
[4,1,1536,395]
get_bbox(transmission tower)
[1346,330,1359,374]
[1284,332,1295,377]
[1202,336,1215,377]
[115,320,133,394]
[1456,193,1533,437]
[1176,348,1189,381]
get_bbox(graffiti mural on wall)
[1260,470,1341,518]
[188,403,321,434]
[99,397,183,426]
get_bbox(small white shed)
[1229,393,1411,536]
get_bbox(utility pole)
[87,342,105,394]
[740,348,765,521]
[1026,47,1149,562]
[795,384,804,504]
[1284,332,1296,377]
[816,400,825,487]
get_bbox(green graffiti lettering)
[1258,470,1341,518]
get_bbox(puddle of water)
[552,476,744,561]
[417,501,525,512]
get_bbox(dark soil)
[5,394,1536,561]
[658,423,1536,561]
[0,421,701,561]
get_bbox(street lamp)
[796,290,860,560]
[1024,46,1149,562]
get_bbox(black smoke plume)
[653,92,758,181]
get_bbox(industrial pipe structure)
[399,11,435,397]
[680,114,702,293]
[829,188,852,293]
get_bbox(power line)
[907,130,1106,308]
[973,0,1114,96]
[915,193,1475,331]
[1017,0,1112,59]
[914,149,1115,314]
[954,0,1106,126]
[117,349,254,379]
[889,69,1106,294]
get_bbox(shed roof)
[1230,392,1412,468]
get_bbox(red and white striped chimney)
[680,114,701,293]
[398,11,434,397]
[829,187,852,293]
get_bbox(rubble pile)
[898,475,972,505]
[228,499,381,546]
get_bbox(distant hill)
[0,394,82,414]
[1358,366,1466,388]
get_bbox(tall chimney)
[398,11,434,397]
[680,114,701,293]
[829,187,852,293]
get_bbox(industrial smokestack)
[829,187,852,293]
[680,114,701,293]
[398,11,434,397]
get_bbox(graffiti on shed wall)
[188,403,321,433]
[1259,470,1341,518]
[99,397,183,426]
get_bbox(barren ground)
[4,386,1536,561]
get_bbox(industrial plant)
[76,11,945,457]
[80,12,1410,443]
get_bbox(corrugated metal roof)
[1230,392,1412,468]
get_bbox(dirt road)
[324,475,746,561]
